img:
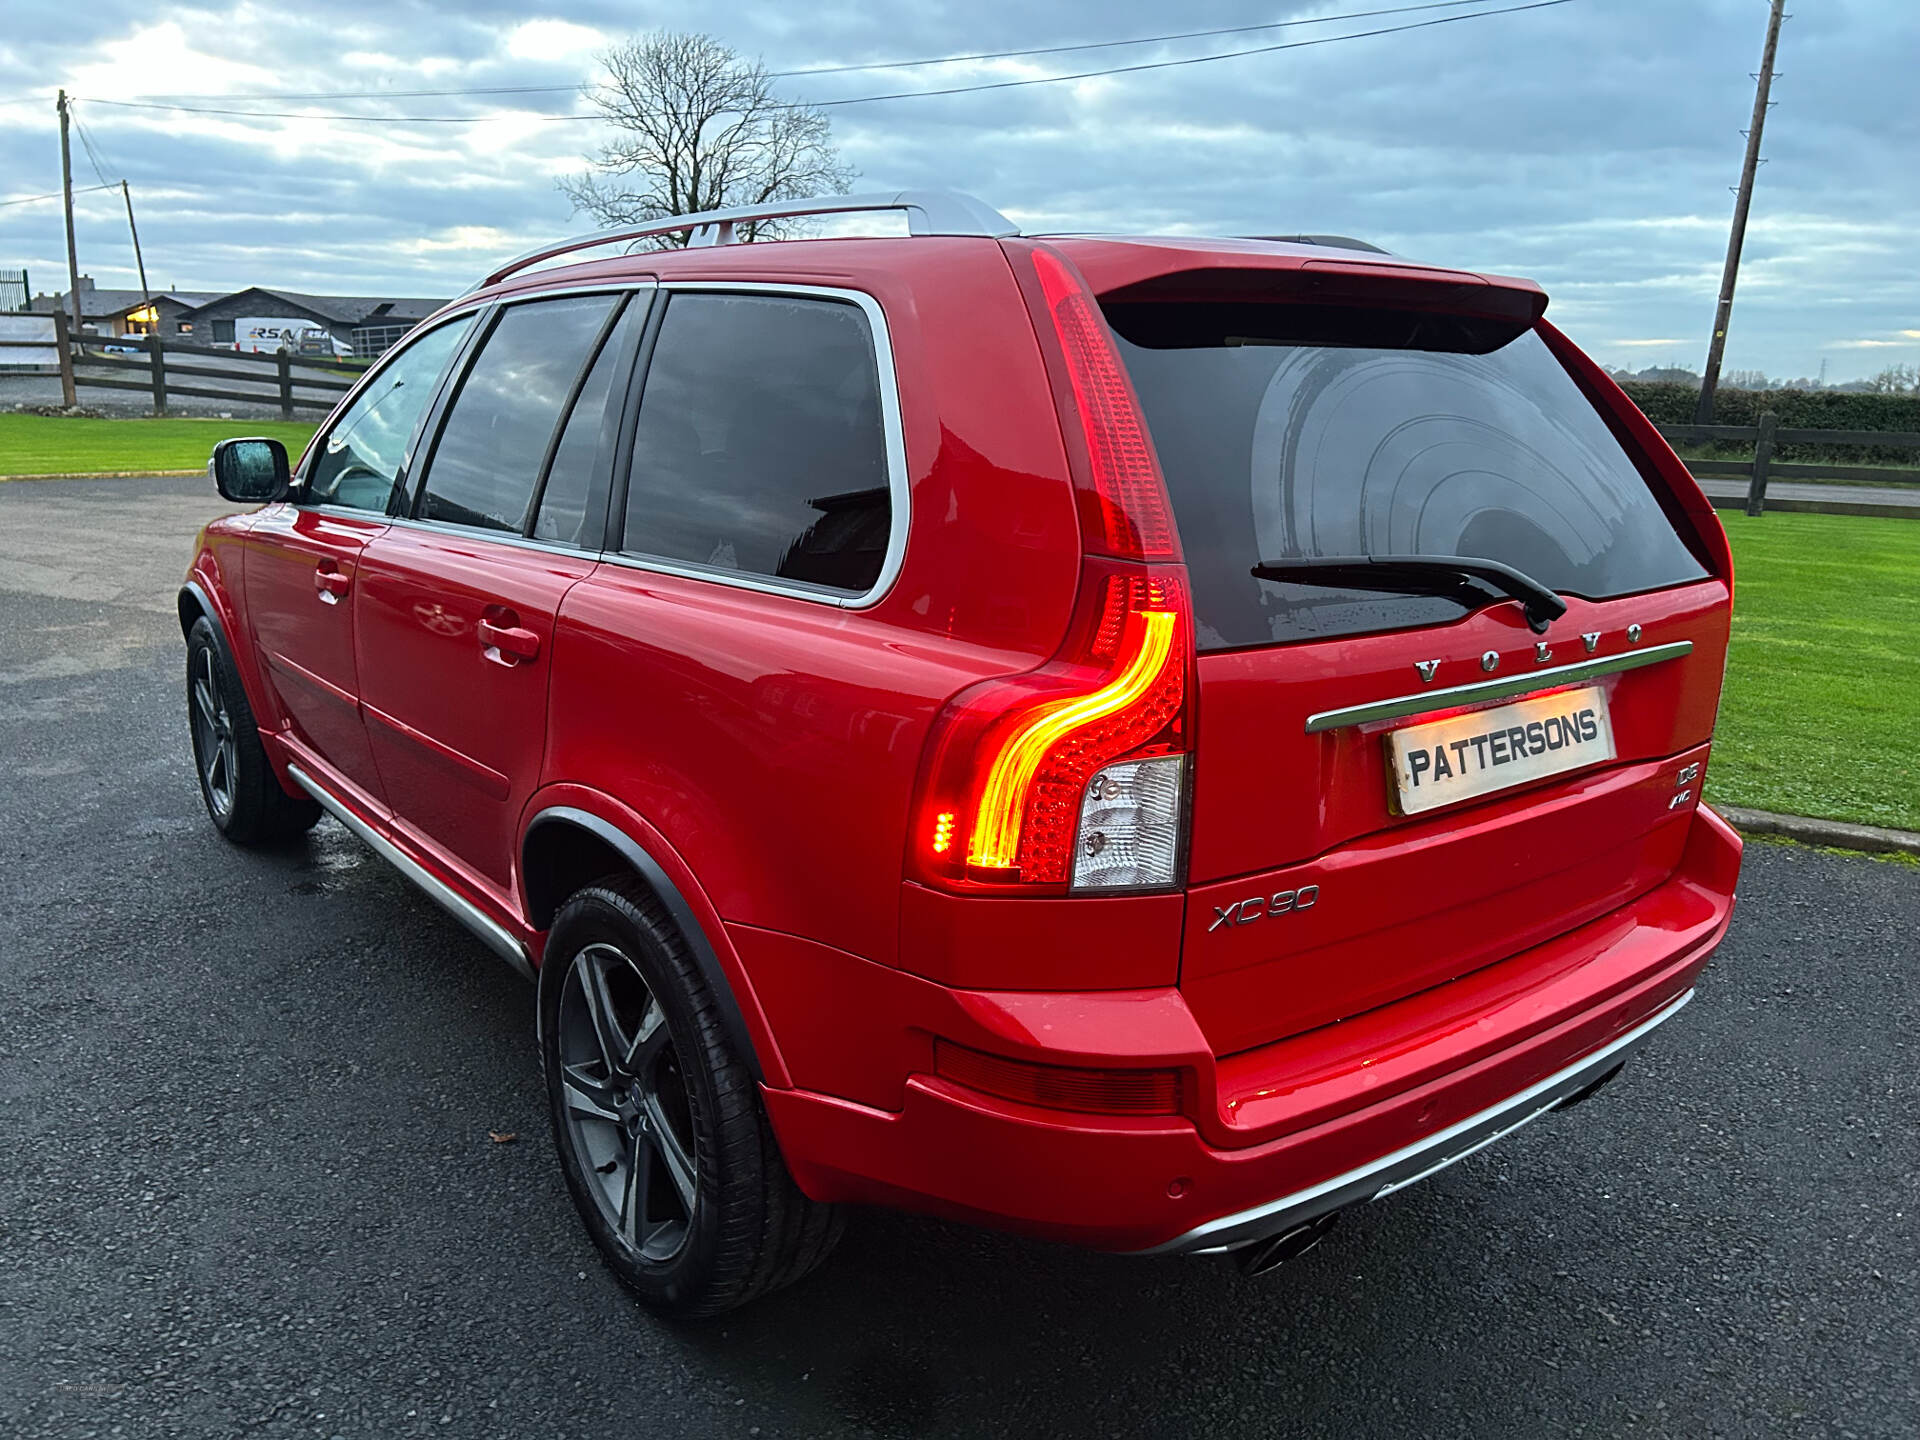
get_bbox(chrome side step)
[286,763,534,982]
[1137,988,1694,1257]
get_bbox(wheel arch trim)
[523,803,781,1086]
[179,574,289,757]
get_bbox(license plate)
[1385,686,1616,815]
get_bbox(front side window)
[622,292,891,595]
[417,294,622,533]
[306,317,472,512]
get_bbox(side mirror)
[209,437,291,503]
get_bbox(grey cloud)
[2,0,1914,377]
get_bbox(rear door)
[1099,281,1730,1056]
[246,316,474,809]
[354,289,642,900]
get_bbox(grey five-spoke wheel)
[184,616,321,846]
[540,876,843,1317]
[190,644,239,820]
[558,942,700,1263]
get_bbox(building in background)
[25,278,446,357]
[185,288,446,358]
[27,276,220,337]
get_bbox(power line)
[77,2,1575,125]
[776,0,1499,76]
[807,2,1576,107]
[0,180,122,209]
[72,114,115,186]
[84,0,1502,105]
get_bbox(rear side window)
[418,293,620,533]
[534,299,644,547]
[622,291,891,595]
[1107,302,1708,650]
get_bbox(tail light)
[910,245,1193,894]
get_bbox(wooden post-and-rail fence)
[58,331,368,420]
[0,318,371,419]
[1654,416,1920,516]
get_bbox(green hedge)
[1620,382,1920,464]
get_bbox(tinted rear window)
[622,292,892,595]
[1107,302,1708,650]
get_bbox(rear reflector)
[934,1040,1181,1116]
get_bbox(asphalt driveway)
[1,475,1915,1438]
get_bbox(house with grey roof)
[29,276,222,340]
[27,278,447,358]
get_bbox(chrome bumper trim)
[1304,641,1694,733]
[1136,988,1694,1257]
[286,763,534,982]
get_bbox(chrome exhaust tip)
[1232,1210,1340,1277]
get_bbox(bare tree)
[1865,362,1920,396]
[561,32,854,246]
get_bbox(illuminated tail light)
[969,583,1181,873]
[914,565,1190,889]
[1027,246,1179,562]
[909,244,1193,895]
[934,1040,1181,1117]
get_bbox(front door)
[243,314,477,809]
[245,508,388,807]
[354,289,636,900]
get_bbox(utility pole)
[1695,0,1787,425]
[57,90,85,338]
[121,181,151,313]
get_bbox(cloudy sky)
[2,0,1914,380]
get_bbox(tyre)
[540,876,842,1317]
[186,616,321,846]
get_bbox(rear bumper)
[760,805,1740,1254]
[1136,987,1689,1254]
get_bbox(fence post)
[148,333,168,416]
[277,351,294,421]
[1744,409,1778,517]
[51,308,77,409]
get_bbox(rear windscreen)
[1106,301,1709,651]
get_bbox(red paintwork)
[183,229,1743,1254]
[355,527,596,897]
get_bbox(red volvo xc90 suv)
[181,191,1741,1315]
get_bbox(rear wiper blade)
[1250,554,1568,635]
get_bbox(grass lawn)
[1712,512,1920,832]
[0,414,318,477]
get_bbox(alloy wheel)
[557,942,699,1262]
[191,647,238,819]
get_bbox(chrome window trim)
[1135,987,1694,1257]
[609,280,911,612]
[1303,640,1695,734]
[308,507,595,561]
[285,763,533,982]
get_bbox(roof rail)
[474,189,1020,291]
[1244,234,1391,256]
